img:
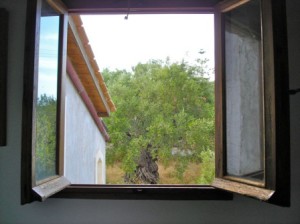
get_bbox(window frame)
[0,8,8,147]
[213,0,290,206]
[21,0,71,204]
[21,0,289,206]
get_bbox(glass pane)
[35,1,60,182]
[225,0,264,182]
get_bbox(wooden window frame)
[21,0,289,206]
[21,0,70,204]
[212,0,290,207]
[0,8,8,147]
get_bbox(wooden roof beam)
[68,15,111,116]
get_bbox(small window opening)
[97,159,104,184]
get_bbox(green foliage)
[197,150,215,184]
[33,54,215,184]
[35,94,57,181]
[104,55,215,183]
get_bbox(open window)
[21,0,70,203]
[212,0,290,206]
[21,0,290,206]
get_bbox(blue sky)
[37,16,60,98]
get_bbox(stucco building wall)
[64,74,106,184]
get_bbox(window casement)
[21,0,290,206]
[21,0,70,202]
[0,8,8,146]
[212,0,290,206]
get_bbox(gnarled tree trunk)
[124,144,159,184]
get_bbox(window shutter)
[213,0,290,207]
[21,0,70,204]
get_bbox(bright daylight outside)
[36,12,215,185]
[82,14,215,185]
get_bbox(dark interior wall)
[0,0,299,223]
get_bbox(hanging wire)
[124,0,130,20]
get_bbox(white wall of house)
[64,75,106,184]
[0,0,299,223]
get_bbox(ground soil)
[106,161,202,185]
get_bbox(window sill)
[52,184,233,200]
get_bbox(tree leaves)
[104,57,215,184]
[35,94,57,181]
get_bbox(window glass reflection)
[35,1,60,182]
[225,0,264,182]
